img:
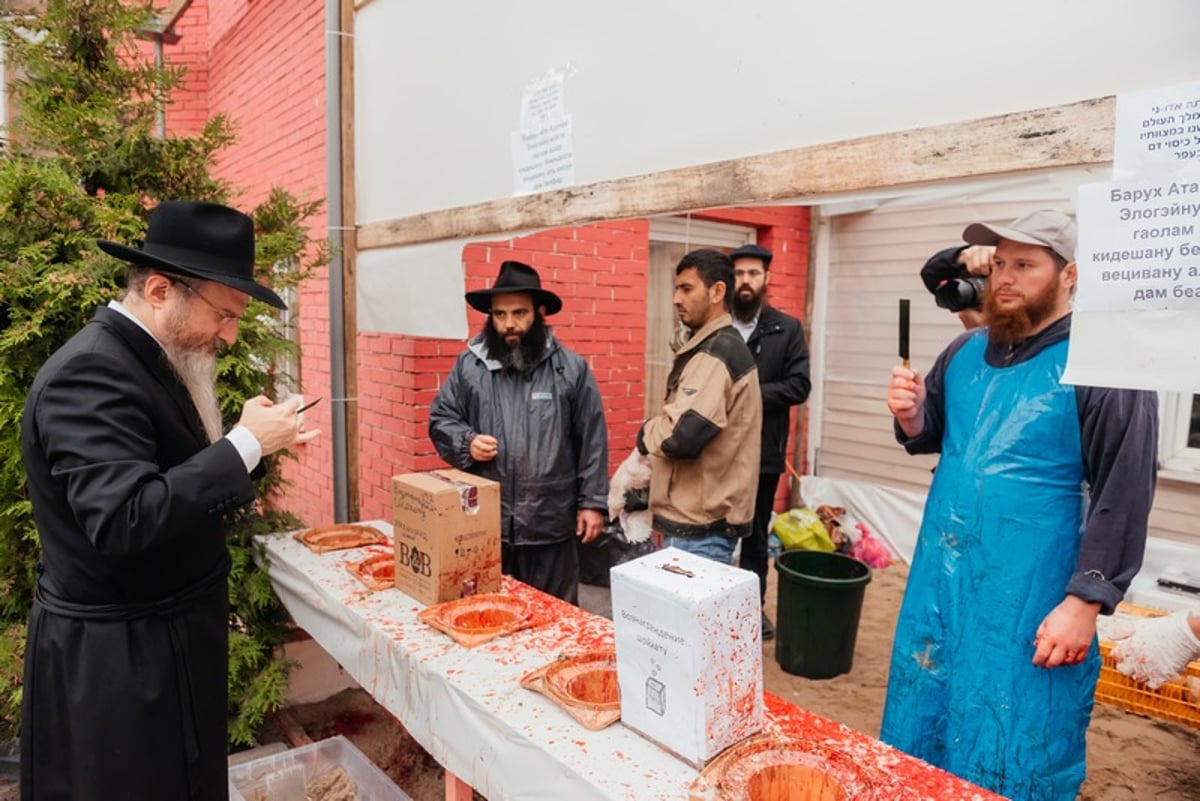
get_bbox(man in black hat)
[728,243,811,640]
[429,260,609,603]
[19,200,317,801]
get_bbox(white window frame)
[1159,391,1200,482]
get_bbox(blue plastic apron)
[880,332,1097,801]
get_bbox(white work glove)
[1110,611,1200,689]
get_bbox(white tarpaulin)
[799,475,925,567]
[356,243,469,339]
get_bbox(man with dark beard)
[19,200,317,801]
[727,244,810,640]
[881,210,1158,801]
[429,260,608,603]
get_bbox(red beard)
[983,276,1063,347]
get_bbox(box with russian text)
[610,546,763,768]
[392,469,501,606]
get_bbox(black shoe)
[761,612,775,641]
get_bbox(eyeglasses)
[174,278,242,327]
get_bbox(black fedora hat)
[465,260,562,315]
[97,200,287,310]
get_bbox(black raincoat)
[429,330,609,546]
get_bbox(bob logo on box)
[392,469,501,605]
[397,543,432,577]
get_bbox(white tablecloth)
[260,522,699,801]
[261,521,1002,801]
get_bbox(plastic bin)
[228,735,411,801]
[774,550,871,679]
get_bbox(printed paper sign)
[1073,172,1200,312]
[511,116,575,195]
[1114,82,1200,177]
[512,70,575,196]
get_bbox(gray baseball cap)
[962,209,1077,263]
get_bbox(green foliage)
[0,0,327,746]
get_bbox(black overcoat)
[746,305,811,474]
[19,306,255,801]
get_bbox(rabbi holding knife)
[19,201,318,801]
[880,210,1158,801]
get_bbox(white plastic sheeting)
[354,1,1200,222]
[799,475,925,567]
[800,475,1200,617]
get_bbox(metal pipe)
[325,0,349,522]
[154,34,165,137]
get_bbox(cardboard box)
[392,469,501,605]
[610,547,763,768]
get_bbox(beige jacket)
[638,313,762,538]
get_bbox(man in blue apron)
[881,210,1158,801]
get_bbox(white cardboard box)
[610,547,763,768]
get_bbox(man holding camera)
[920,244,996,328]
[882,210,1158,801]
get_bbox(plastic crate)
[228,735,412,801]
[1096,603,1200,729]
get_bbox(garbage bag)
[578,515,657,587]
[772,507,836,552]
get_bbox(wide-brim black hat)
[465,260,562,315]
[97,200,287,310]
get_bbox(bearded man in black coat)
[728,244,812,640]
[19,201,318,801]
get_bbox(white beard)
[163,346,222,444]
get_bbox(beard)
[161,303,224,444]
[983,277,1062,348]
[482,313,549,374]
[732,285,765,323]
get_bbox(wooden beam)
[340,0,360,521]
[359,96,1114,250]
[157,0,193,31]
[136,0,192,40]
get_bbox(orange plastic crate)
[1095,603,1200,729]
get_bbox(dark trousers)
[502,539,580,605]
[741,472,781,605]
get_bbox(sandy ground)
[260,563,1200,801]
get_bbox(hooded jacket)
[638,313,762,538]
[429,329,609,546]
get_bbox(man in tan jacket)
[638,249,762,564]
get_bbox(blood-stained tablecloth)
[260,522,1003,801]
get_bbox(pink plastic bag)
[848,523,893,569]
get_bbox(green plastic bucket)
[774,550,871,679]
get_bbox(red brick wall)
[141,0,209,137]
[353,220,653,521]
[154,2,811,526]
[200,0,332,526]
[354,209,810,523]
